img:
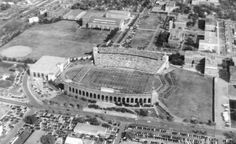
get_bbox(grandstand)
[93,46,169,74]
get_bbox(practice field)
[65,67,162,94]
[0,46,32,58]
[0,21,109,59]
[0,102,10,119]
[138,13,165,29]
[161,69,213,122]
[130,30,154,49]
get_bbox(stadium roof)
[29,55,67,74]
[88,16,122,27]
[74,123,107,136]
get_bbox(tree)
[40,134,55,144]
[23,115,38,125]
[224,131,236,143]
[169,53,184,66]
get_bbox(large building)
[198,31,218,52]
[105,10,130,19]
[87,16,124,30]
[29,55,68,81]
[54,46,171,105]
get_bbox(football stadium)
[30,46,171,105]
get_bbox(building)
[174,14,188,29]
[65,136,83,144]
[230,66,236,84]
[205,17,217,31]
[63,10,87,21]
[151,6,165,13]
[192,0,219,5]
[74,123,108,137]
[165,1,177,13]
[199,31,218,52]
[29,56,68,81]
[168,28,184,48]
[87,16,124,30]
[106,10,130,19]
[184,51,221,77]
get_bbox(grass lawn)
[162,69,213,122]
[0,102,10,119]
[0,21,109,59]
[24,130,46,144]
[0,62,13,75]
[138,13,164,29]
[130,30,154,49]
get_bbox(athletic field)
[65,67,162,94]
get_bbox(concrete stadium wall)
[63,82,152,105]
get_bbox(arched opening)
[118,97,121,102]
[69,87,71,92]
[75,89,78,94]
[90,93,93,98]
[135,98,138,103]
[86,92,89,97]
[131,98,134,103]
[114,97,117,102]
[122,97,125,103]
[144,98,147,103]
[102,95,104,101]
[72,88,74,93]
[109,96,112,102]
[148,98,151,103]
[105,96,108,101]
[126,98,130,103]
[98,94,100,99]
[82,91,85,96]
[79,90,81,95]
[93,93,96,99]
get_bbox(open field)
[0,62,13,75]
[0,102,10,119]
[0,21,109,59]
[130,30,154,49]
[138,13,165,29]
[65,67,162,94]
[162,69,213,122]
[24,130,46,144]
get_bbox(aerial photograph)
[0,0,236,144]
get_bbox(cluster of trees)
[71,0,152,11]
[154,31,170,47]
[104,28,118,42]
[135,109,148,117]
[23,115,38,125]
[0,3,10,11]
[40,134,55,144]
[173,2,191,14]
[169,53,184,66]
[219,58,235,82]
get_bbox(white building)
[192,0,219,5]
[106,10,130,19]
[199,31,218,52]
[74,123,108,137]
[29,56,68,81]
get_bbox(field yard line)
[77,67,91,83]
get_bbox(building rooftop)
[230,66,236,83]
[74,123,107,136]
[88,16,122,27]
[65,136,83,144]
[106,10,130,16]
[29,55,67,74]
[169,28,184,41]
[200,31,218,44]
